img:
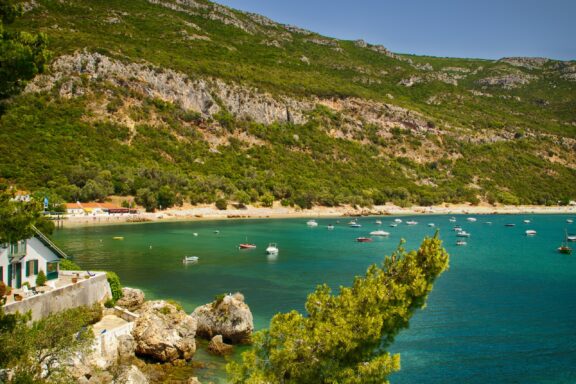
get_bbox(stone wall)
[3,271,111,321]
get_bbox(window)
[26,260,39,277]
[46,261,59,280]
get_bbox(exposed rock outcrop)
[207,335,234,356]
[132,301,197,362]
[477,73,535,89]
[115,365,149,384]
[499,57,549,69]
[192,293,253,344]
[116,288,145,312]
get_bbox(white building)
[0,231,64,289]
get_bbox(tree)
[227,234,449,383]
[135,188,157,212]
[0,305,98,382]
[0,189,53,244]
[0,0,50,101]
[157,185,176,210]
[215,198,227,210]
[260,192,274,208]
[35,270,46,286]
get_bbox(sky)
[216,0,576,60]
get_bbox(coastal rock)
[132,300,197,362]
[192,292,253,344]
[207,335,234,356]
[117,334,137,362]
[114,365,149,384]
[117,288,145,312]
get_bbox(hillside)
[1,0,575,209]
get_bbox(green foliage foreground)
[228,234,449,383]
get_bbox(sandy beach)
[57,202,576,228]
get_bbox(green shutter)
[7,264,12,285]
[34,260,39,274]
[0,266,3,283]
[25,260,29,276]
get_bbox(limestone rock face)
[208,335,234,356]
[114,365,149,384]
[116,288,145,312]
[192,293,253,344]
[117,334,137,362]
[132,301,197,362]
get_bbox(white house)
[0,231,64,289]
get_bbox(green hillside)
[1,0,575,209]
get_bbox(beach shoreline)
[56,202,576,228]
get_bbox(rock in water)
[132,301,197,362]
[114,365,149,384]
[117,287,145,312]
[208,335,234,355]
[192,293,253,344]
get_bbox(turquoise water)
[52,215,576,383]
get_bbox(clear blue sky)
[216,0,576,60]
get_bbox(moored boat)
[389,223,398,227]
[375,220,382,225]
[567,219,574,224]
[349,221,362,228]
[523,219,531,224]
[456,240,467,246]
[327,224,335,230]
[406,220,418,225]
[239,243,257,249]
[505,223,516,227]
[356,237,373,242]
[456,231,471,237]
[428,223,435,227]
[369,230,390,236]
[113,236,124,240]
[467,217,477,222]
[567,235,576,242]
[394,218,402,223]
[558,230,572,254]
[525,230,537,236]
[183,256,199,263]
[449,217,456,222]
[266,243,279,254]
[307,220,319,227]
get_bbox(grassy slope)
[1,0,575,207]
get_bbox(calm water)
[52,215,576,383]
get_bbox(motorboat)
[193,233,198,237]
[394,219,402,223]
[183,256,199,263]
[456,231,471,237]
[567,219,574,224]
[349,221,362,228]
[453,226,462,232]
[389,223,398,227]
[307,220,319,227]
[214,230,220,234]
[369,230,390,236]
[567,235,576,242]
[525,230,537,236]
[375,220,382,225]
[112,236,124,240]
[406,220,418,225]
[504,223,516,227]
[456,240,467,246]
[356,237,373,242]
[239,243,257,249]
[484,222,492,225]
[466,217,477,222]
[449,217,456,222]
[266,243,279,254]
[428,223,435,227]
[523,220,531,224]
[327,224,335,230]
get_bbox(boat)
[567,235,576,242]
[456,231,471,237]
[389,223,398,227]
[558,230,573,254]
[525,230,537,236]
[356,237,373,242]
[375,220,382,225]
[266,243,279,254]
[453,226,462,232]
[504,223,516,227]
[239,243,257,249]
[214,230,220,234]
[428,223,435,227]
[456,240,467,246]
[306,220,318,227]
[484,222,492,225]
[394,219,402,223]
[193,233,198,237]
[466,217,477,222]
[113,236,124,240]
[182,256,199,263]
[406,220,418,225]
[523,220,531,224]
[449,217,456,222]
[349,221,362,228]
[567,219,574,224]
[327,224,335,230]
[369,230,390,236]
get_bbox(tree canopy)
[227,234,449,383]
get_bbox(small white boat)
[183,256,199,263]
[370,230,390,236]
[453,226,463,232]
[484,222,492,225]
[567,219,574,224]
[307,220,318,227]
[193,233,198,237]
[327,225,335,230]
[406,220,418,225]
[523,220,531,224]
[525,230,537,236]
[214,230,220,234]
[394,218,403,223]
[389,223,398,227]
[567,235,576,242]
[456,240,467,246]
[113,236,124,240]
[449,217,456,222]
[349,221,362,228]
[428,223,435,227]
[266,243,279,254]
[467,217,477,222]
[456,231,471,237]
[375,220,382,225]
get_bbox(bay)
[52,214,576,383]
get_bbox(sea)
[52,214,576,383]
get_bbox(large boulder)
[117,288,145,312]
[114,365,149,384]
[132,301,196,362]
[208,335,233,356]
[192,293,253,344]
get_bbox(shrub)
[106,272,123,302]
[214,293,226,306]
[166,299,184,312]
[59,259,81,270]
[104,298,115,308]
[0,281,6,297]
[215,198,227,210]
[36,270,47,286]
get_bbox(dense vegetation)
[228,235,449,383]
[0,0,574,208]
